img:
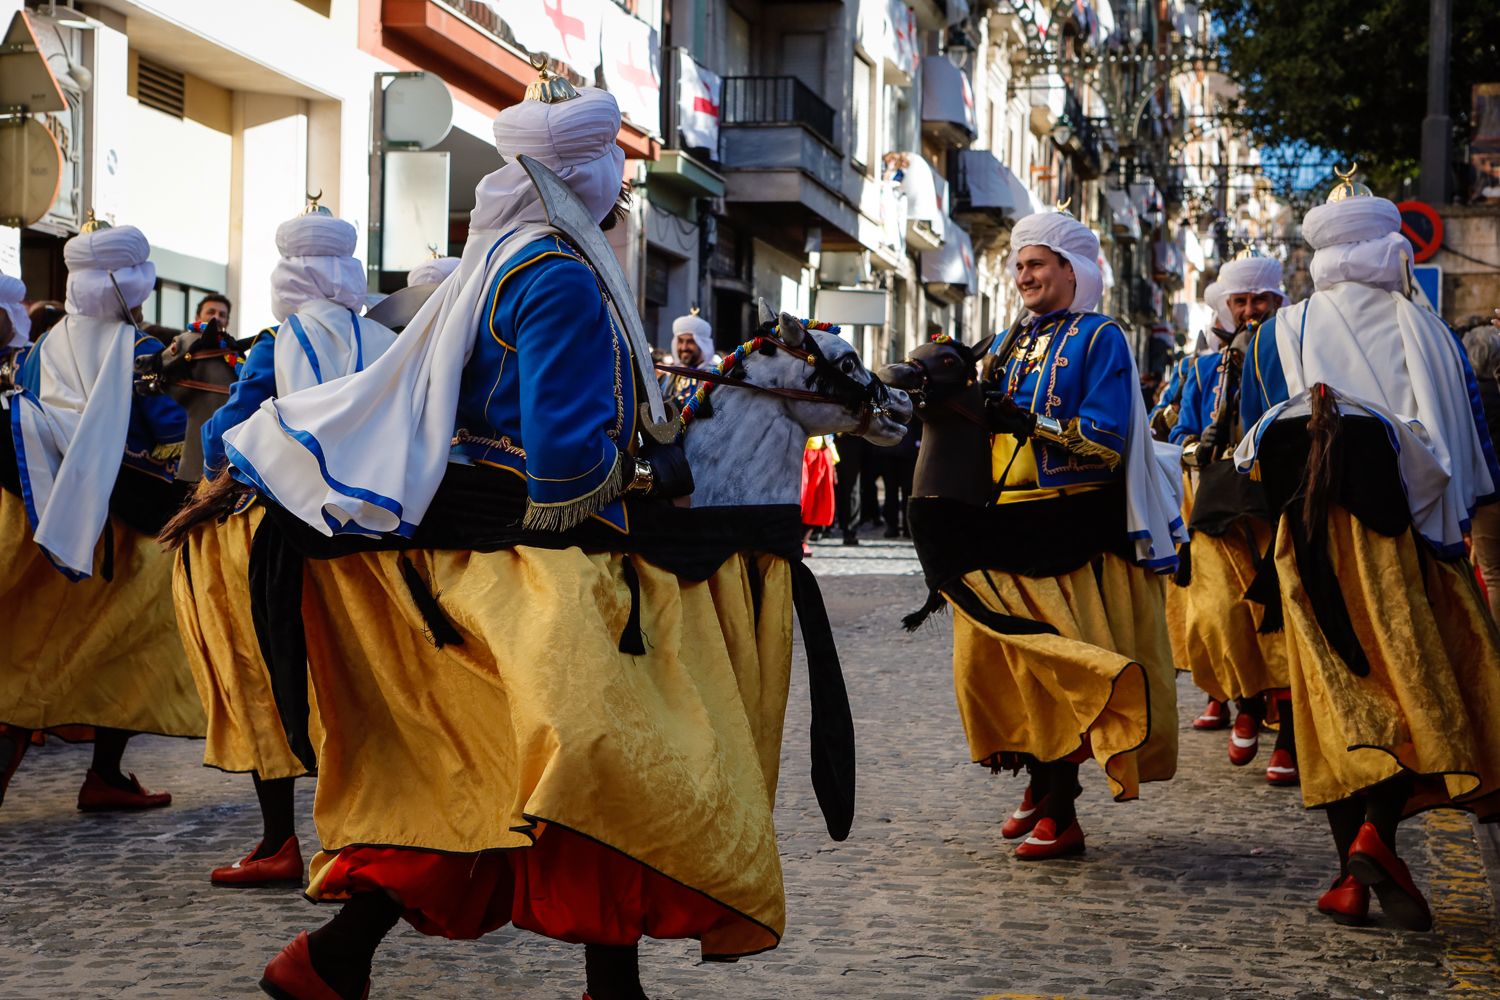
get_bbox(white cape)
[1124,352,1188,571]
[273,299,397,395]
[222,223,557,536]
[11,316,135,577]
[1234,282,1493,555]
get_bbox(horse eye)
[841,357,856,372]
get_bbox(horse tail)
[901,589,948,631]
[1300,382,1341,538]
[158,469,251,549]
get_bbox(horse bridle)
[136,332,240,397]
[896,344,987,429]
[656,330,895,436]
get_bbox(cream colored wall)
[126,100,233,267]
[229,94,308,334]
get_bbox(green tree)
[1201,0,1500,195]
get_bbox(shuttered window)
[136,57,185,119]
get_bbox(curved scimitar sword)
[516,154,675,443]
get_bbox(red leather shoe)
[1317,874,1370,925]
[0,725,28,808]
[1193,698,1231,730]
[1347,823,1433,931]
[260,932,370,1000]
[212,837,305,887]
[1228,712,1260,766]
[1014,818,1085,861]
[1000,787,1042,840]
[76,770,171,812]
[1265,748,1299,786]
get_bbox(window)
[852,55,873,171]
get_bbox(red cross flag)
[601,1,661,137]
[676,51,721,152]
[490,0,601,81]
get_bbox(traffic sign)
[1412,264,1442,314]
[1395,200,1444,263]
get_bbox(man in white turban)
[237,69,799,1000]
[658,307,716,414]
[0,272,30,348]
[1168,251,1295,776]
[177,204,397,894]
[1232,183,1500,933]
[922,209,1182,864]
[0,222,203,815]
[406,255,460,288]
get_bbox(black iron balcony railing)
[721,76,837,148]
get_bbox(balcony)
[719,76,861,242]
[948,149,1030,247]
[721,77,836,147]
[920,58,975,149]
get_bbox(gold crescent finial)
[689,305,700,316]
[427,243,441,259]
[303,189,330,216]
[80,208,111,233]
[525,51,580,103]
[529,51,548,71]
[1327,162,1373,203]
[1055,197,1072,212]
[1334,163,1358,182]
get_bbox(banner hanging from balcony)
[601,0,662,138]
[886,0,919,82]
[676,50,720,152]
[490,0,602,81]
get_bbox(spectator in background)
[832,431,865,545]
[1465,320,1500,622]
[194,292,231,328]
[26,300,66,338]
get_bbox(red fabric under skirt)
[316,825,746,945]
[800,448,835,527]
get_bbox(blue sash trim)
[287,315,324,384]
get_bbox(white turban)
[1302,196,1412,293]
[1007,212,1104,313]
[473,87,626,235]
[0,272,29,345]
[1217,255,1287,307]
[63,225,156,319]
[408,256,461,287]
[671,312,714,366]
[270,213,368,322]
[1203,280,1234,333]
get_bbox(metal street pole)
[1418,0,1452,204]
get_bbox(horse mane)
[158,469,250,549]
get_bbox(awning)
[921,57,975,137]
[895,152,947,242]
[950,149,1033,224]
[1104,188,1140,240]
[921,220,977,298]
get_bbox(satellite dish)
[0,11,68,113]
[382,73,453,150]
[0,117,64,228]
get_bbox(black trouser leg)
[1235,694,1267,723]
[1364,774,1413,850]
[833,435,863,535]
[584,943,648,1000]
[251,774,298,858]
[1273,697,1296,755]
[1039,761,1080,829]
[1327,797,1365,877]
[90,727,135,791]
[307,891,404,1000]
[0,725,33,807]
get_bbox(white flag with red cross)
[600,2,662,137]
[676,50,721,152]
[488,0,601,81]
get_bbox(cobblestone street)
[2,535,1497,999]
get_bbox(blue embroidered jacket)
[1168,352,1224,445]
[1150,354,1194,424]
[1240,315,1500,492]
[986,309,1133,490]
[201,326,279,477]
[452,235,638,531]
[18,327,186,481]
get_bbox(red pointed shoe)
[1265,748,1299,786]
[0,725,28,808]
[1228,712,1260,766]
[212,837,305,887]
[1317,874,1370,926]
[77,770,172,812]
[1001,787,1042,840]
[260,932,370,1000]
[1193,698,1230,730]
[1013,818,1085,861]
[1347,823,1433,931]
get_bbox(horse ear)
[755,297,776,330]
[972,332,998,359]
[777,312,806,348]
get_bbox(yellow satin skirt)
[299,544,794,959]
[0,487,203,737]
[172,504,319,779]
[950,554,1179,801]
[1181,522,1289,703]
[1279,507,1500,817]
